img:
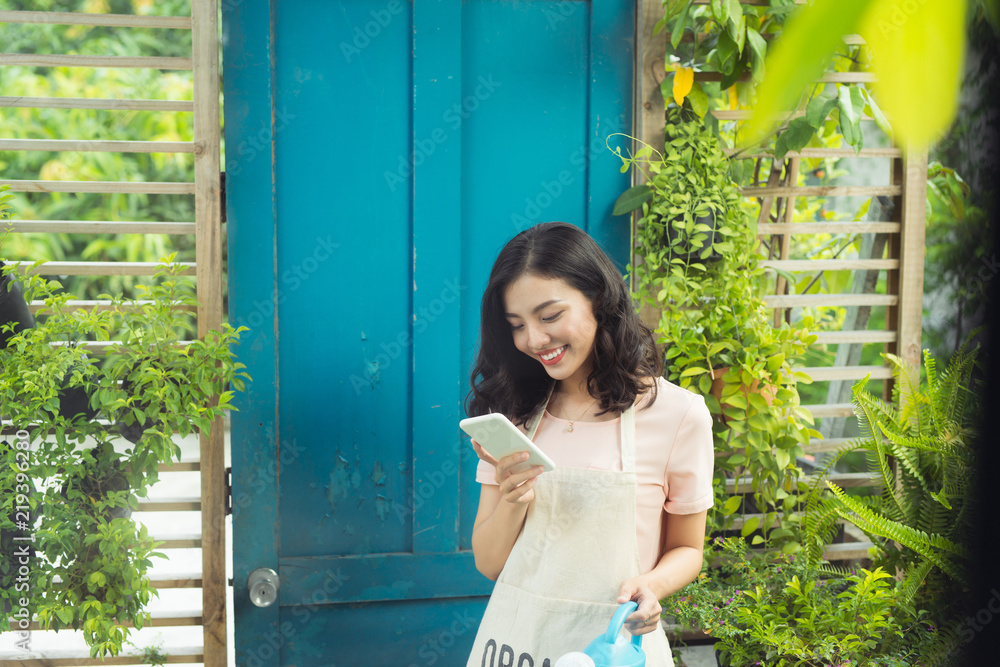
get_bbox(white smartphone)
[459,413,557,474]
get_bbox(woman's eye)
[510,323,524,331]
[542,312,562,322]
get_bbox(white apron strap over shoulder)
[524,383,554,441]
[467,385,673,667]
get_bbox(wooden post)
[896,144,928,372]
[773,157,799,327]
[635,0,666,332]
[192,1,226,666]
[885,144,927,402]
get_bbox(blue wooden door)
[222,1,633,664]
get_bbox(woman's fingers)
[618,582,662,636]
[623,607,660,635]
[503,475,538,503]
[482,451,541,504]
[471,439,499,467]
[499,465,543,503]
[500,466,542,493]
[493,451,529,482]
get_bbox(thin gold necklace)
[562,396,599,433]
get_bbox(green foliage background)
[0,0,214,302]
[923,17,998,362]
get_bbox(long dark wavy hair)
[466,222,662,426]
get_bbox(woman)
[465,222,714,667]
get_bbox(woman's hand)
[471,439,542,505]
[470,440,543,579]
[616,577,663,636]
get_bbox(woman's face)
[502,273,598,384]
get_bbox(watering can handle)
[604,601,643,648]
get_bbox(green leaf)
[714,30,740,77]
[840,106,857,147]
[719,47,751,90]
[806,95,838,129]
[850,84,866,125]
[930,489,952,510]
[863,87,892,137]
[767,353,785,372]
[746,0,873,143]
[838,84,859,126]
[748,393,770,412]
[782,541,801,555]
[727,0,743,27]
[687,82,709,119]
[611,183,653,215]
[741,515,760,537]
[774,117,816,161]
[680,366,710,377]
[775,449,790,470]
[722,495,742,516]
[728,12,746,55]
[854,197,873,221]
[746,27,767,82]
[724,393,748,409]
[671,0,695,50]
[56,607,74,625]
[711,0,728,24]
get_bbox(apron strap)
[526,382,555,441]
[620,402,636,474]
[527,382,638,474]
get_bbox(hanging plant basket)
[0,260,35,349]
[662,210,724,264]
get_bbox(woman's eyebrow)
[504,299,564,318]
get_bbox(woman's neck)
[555,376,593,404]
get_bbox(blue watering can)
[555,601,646,667]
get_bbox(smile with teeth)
[539,346,567,361]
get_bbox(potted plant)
[0,258,250,658]
[612,104,818,551]
[663,536,941,667]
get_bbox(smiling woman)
[463,222,714,667]
[503,273,599,384]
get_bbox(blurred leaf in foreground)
[858,0,967,149]
[746,0,967,151]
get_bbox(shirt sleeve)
[663,394,715,514]
[476,458,499,485]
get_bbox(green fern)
[803,342,979,621]
[828,483,964,580]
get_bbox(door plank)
[412,0,465,556]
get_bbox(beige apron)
[467,389,674,667]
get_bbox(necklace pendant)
[566,422,574,433]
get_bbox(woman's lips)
[538,345,567,365]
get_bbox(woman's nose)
[525,323,551,350]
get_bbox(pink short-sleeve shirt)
[476,376,714,574]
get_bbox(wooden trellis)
[0,2,225,665]
[634,0,928,565]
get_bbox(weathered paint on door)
[223,1,633,664]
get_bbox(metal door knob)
[247,567,279,607]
